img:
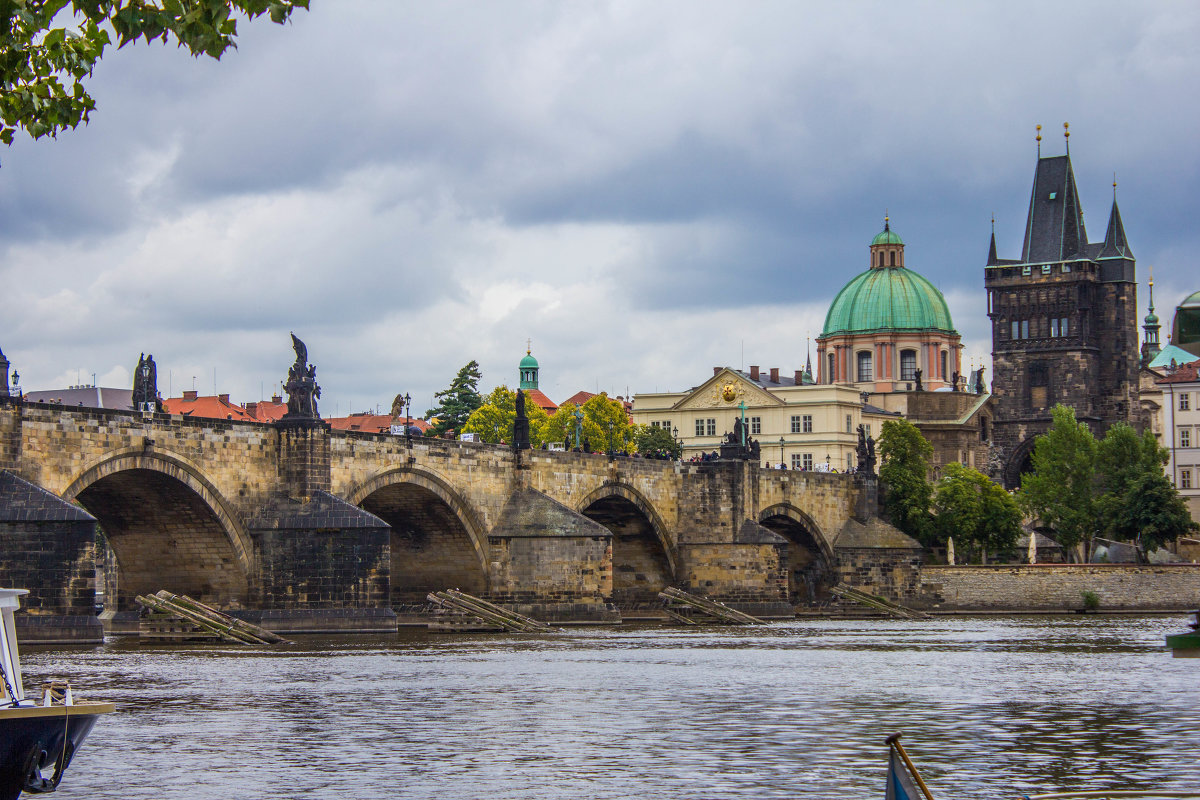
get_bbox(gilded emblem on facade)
[710,381,745,405]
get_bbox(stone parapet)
[918,563,1200,611]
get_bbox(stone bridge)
[0,397,919,637]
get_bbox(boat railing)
[1022,792,1200,798]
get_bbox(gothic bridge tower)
[985,125,1140,487]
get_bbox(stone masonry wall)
[677,542,787,603]
[919,564,1200,611]
[251,526,390,609]
[0,521,96,614]
[835,547,925,601]
[487,535,612,604]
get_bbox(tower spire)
[987,215,999,266]
[1141,266,1161,364]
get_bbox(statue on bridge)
[913,368,923,392]
[132,353,163,412]
[856,424,876,476]
[283,333,321,420]
[513,388,531,451]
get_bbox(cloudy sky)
[2,1,1198,416]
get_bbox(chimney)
[714,367,721,376]
[218,394,230,404]
[769,367,779,383]
[749,365,759,380]
[272,394,282,404]
[245,402,258,417]
[795,370,804,384]
[183,390,198,401]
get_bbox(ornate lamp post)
[779,437,785,469]
[673,426,681,460]
[826,453,831,472]
[402,392,412,445]
[607,420,615,459]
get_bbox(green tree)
[580,393,633,454]
[632,424,680,460]
[543,402,581,448]
[1109,472,1199,555]
[426,360,483,437]
[933,462,1021,563]
[462,385,550,446]
[1,0,309,146]
[1019,404,1098,562]
[877,417,934,542]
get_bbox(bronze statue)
[513,388,531,451]
[975,366,986,395]
[913,368,923,391]
[132,353,162,412]
[283,333,321,419]
[951,370,960,392]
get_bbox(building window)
[1182,469,1193,490]
[1030,363,1049,409]
[940,350,947,379]
[1050,317,1060,337]
[1021,319,1029,339]
[790,415,802,434]
[827,353,835,383]
[1062,263,1071,273]
[1022,266,1032,276]
[750,416,761,435]
[802,414,813,433]
[1059,317,1069,337]
[1042,264,1052,274]
[1183,429,1192,448]
[706,418,716,436]
[857,351,873,382]
[864,424,871,437]
[791,453,804,470]
[900,350,917,380]
[695,419,705,437]
[1182,393,1191,411]
[846,414,853,434]
[889,251,896,267]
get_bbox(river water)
[22,614,1199,799]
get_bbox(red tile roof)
[245,398,288,422]
[525,388,558,413]
[561,391,595,408]
[163,393,256,422]
[1157,359,1200,384]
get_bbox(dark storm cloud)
[2,1,1198,409]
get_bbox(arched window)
[900,350,917,381]
[979,415,989,442]
[878,252,884,267]
[889,251,896,267]
[856,351,873,382]
[940,350,947,380]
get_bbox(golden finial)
[526,337,531,355]
[1149,265,1154,288]
[1035,124,1042,142]
[1063,121,1070,153]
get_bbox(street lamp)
[673,426,681,460]
[779,437,785,469]
[826,453,831,472]
[607,420,615,459]
[402,392,412,445]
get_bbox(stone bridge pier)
[0,398,921,640]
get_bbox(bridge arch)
[577,482,675,607]
[63,448,253,610]
[757,502,835,606]
[348,467,489,603]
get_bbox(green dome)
[871,226,904,246]
[822,267,957,336]
[520,352,539,369]
[1181,290,1200,308]
[1145,311,1159,324]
